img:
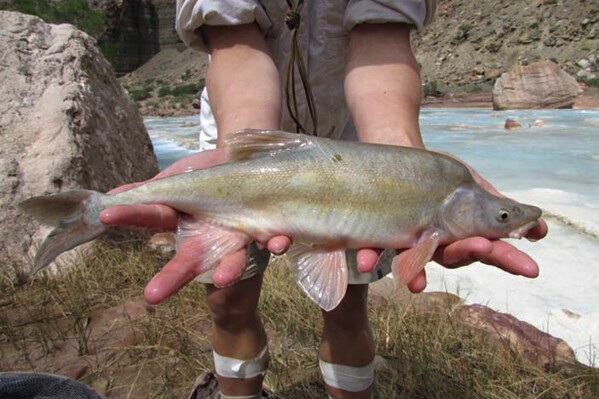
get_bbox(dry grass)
[1,238,598,398]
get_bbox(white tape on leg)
[319,358,375,392]
[213,346,269,379]
[220,393,263,399]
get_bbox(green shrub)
[99,39,119,66]
[582,76,599,87]
[452,23,472,45]
[171,83,202,97]
[2,0,106,37]
[158,86,172,98]
[423,80,443,97]
[128,87,153,102]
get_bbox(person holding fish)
[50,1,547,398]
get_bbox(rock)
[90,0,180,74]
[577,58,592,69]
[529,119,547,127]
[180,121,200,128]
[577,69,594,78]
[87,299,151,351]
[492,61,583,110]
[0,11,159,277]
[485,67,503,81]
[192,97,202,109]
[457,304,577,368]
[504,118,522,130]
[147,232,176,256]
[57,363,89,380]
[368,278,463,313]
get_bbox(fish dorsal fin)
[225,129,313,161]
[176,215,251,276]
[391,230,441,290]
[287,244,348,311]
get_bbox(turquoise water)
[144,108,599,366]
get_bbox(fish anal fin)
[392,230,441,289]
[288,244,348,312]
[225,129,313,161]
[176,216,251,275]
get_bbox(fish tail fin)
[19,190,107,273]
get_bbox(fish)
[19,130,542,311]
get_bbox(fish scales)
[115,137,468,248]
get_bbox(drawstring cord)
[284,0,318,135]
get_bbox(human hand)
[418,157,547,292]
[355,154,548,293]
[99,149,291,304]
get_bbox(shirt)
[176,0,436,149]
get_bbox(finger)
[144,253,200,304]
[525,218,548,242]
[356,248,382,273]
[211,249,249,288]
[480,240,539,278]
[433,237,494,268]
[156,148,227,177]
[266,236,292,255]
[99,204,179,230]
[407,270,427,293]
[107,182,143,194]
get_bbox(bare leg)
[206,274,267,396]
[320,284,374,399]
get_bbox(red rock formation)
[493,61,582,110]
[457,304,576,367]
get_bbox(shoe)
[188,371,275,399]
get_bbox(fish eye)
[497,209,510,223]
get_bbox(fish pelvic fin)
[225,129,313,161]
[288,244,348,312]
[176,216,251,278]
[19,190,107,273]
[391,230,441,290]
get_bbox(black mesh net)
[0,372,105,399]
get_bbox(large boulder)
[0,11,159,276]
[370,279,578,368]
[457,304,576,368]
[492,61,582,110]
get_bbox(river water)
[144,108,599,366]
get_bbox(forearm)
[345,23,424,148]
[202,24,281,146]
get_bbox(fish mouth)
[508,221,539,239]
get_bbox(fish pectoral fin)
[288,244,348,312]
[176,216,251,275]
[225,129,314,161]
[391,230,441,289]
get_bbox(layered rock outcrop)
[492,61,582,110]
[0,11,159,276]
[113,0,179,74]
[90,0,180,74]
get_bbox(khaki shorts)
[196,244,394,285]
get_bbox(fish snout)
[508,204,542,239]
